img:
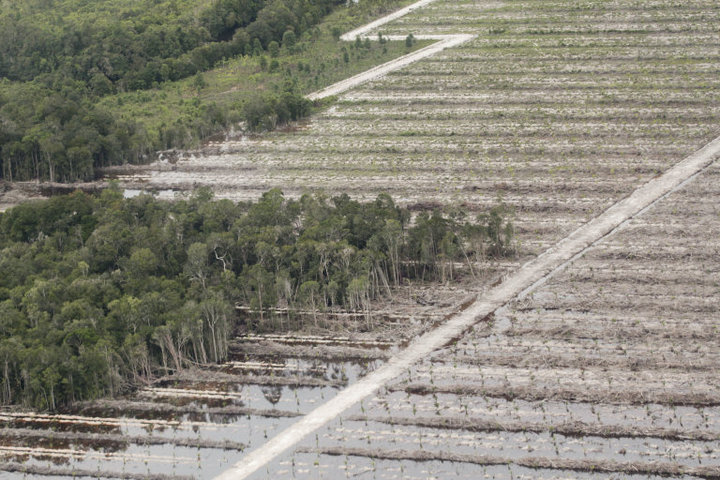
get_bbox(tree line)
[0,0,337,91]
[0,188,514,410]
[0,0,343,183]
[0,76,309,182]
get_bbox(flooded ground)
[0,334,393,479]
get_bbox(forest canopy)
[0,188,514,410]
[0,0,404,183]
[0,0,337,89]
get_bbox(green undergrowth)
[102,33,428,138]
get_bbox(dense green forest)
[0,189,514,410]
[0,0,410,182]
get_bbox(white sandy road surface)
[306,33,474,101]
[306,0,474,100]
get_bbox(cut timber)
[347,415,720,442]
[0,462,193,480]
[298,446,720,480]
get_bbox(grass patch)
[98,7,430,144]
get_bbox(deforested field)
[5,0,720,478]
[126,0,720,261]
[255,145,720,479]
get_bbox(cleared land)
[3,0,720,478]
[221,0,720,478]
[123,0,720,262]
[280,160,720,480]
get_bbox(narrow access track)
[306,0,473,101]
[307,33,474,101]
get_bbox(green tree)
[405,33,415,48]
[242,263,276,326]
[193,72,208,91]
[184,242,210,291]
[282,30,296,49]
[268,41,280,58]
[200,294,231,362]
[125,247,159,278]
[298,280,321,326]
